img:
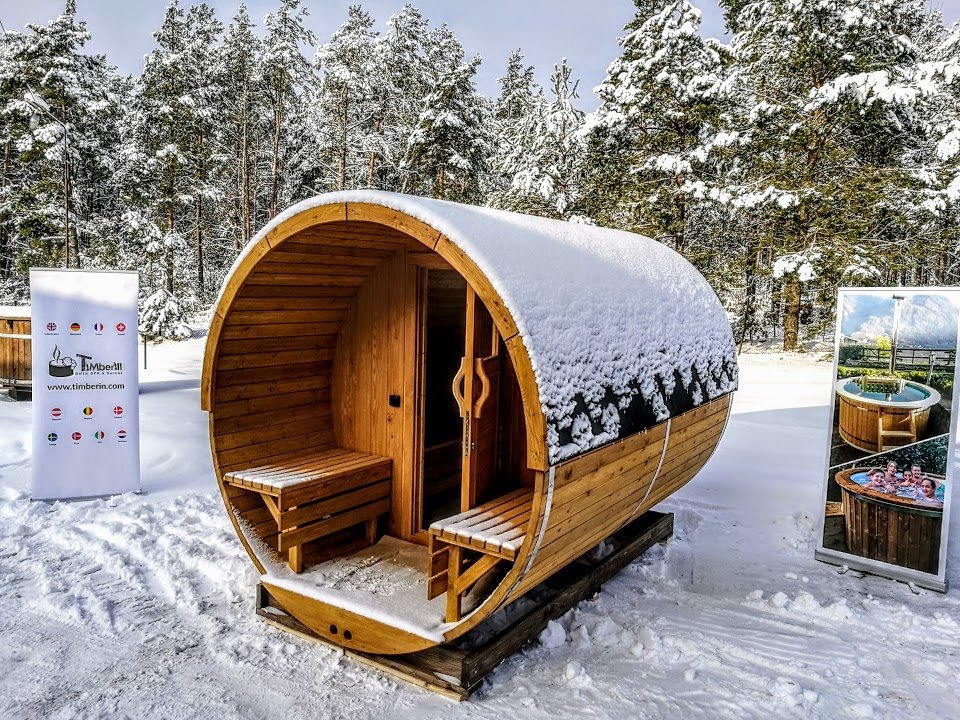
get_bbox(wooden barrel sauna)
[0,306,31,391]
[201,191,738,655]
[835,376,938,453]
[834,467,943,574]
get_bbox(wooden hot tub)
[834,467,943,574]
[835,377,939,453]
[0,306,31,394]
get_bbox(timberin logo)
[48,346,76,377]
[76,353,123,373]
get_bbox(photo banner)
[30,269,140,500]
[815,288,960,592]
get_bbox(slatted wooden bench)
[223,449,391,574]
[427,487,533,622]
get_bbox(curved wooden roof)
[206,191,738,465]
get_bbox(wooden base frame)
[256,510,674,700]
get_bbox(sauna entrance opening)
[415,267,531,537]
[420,269,467,528]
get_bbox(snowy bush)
[139,289,192,341]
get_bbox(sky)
[1,0,959,110]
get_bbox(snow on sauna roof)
[223,190,738,464]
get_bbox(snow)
[1,338,959,716]
[0,305,31,319]
[218,190,738,464]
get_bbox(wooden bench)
[427,487,533,622]
[223,449,392,573]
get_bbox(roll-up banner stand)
[30,269,140,500]
[815,288,960,592]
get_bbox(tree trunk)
[368,115,382,188]
[167,159,176,295]
[782,274,801,351]
[63,130,71,269]
[338,85,348,191]
[269,79,283,219]
[196,129,205,295]
[241,93,251,249]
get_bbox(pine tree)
[220,4,263,252]
[500,59,584,218]
[1,1,122,274]
[486,50,543,209]
[261,0,315,218]
[403,26,490,201]
[585,0,724,250]
[314,6,381,191]
[720,0,931,350]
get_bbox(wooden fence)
[840,345,956,373]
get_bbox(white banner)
[30,269,140,500]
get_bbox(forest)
[0,0,958,349]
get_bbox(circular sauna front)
[835,377,939,453]
[834,467,943,574]
[202,191,738,654]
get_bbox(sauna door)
[458,289,501,510]
[416,272,501,533]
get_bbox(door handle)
[474,357,492,418]
[452,357,468,417]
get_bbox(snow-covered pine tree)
[314,6,381,191]
[219,4,263,252]
[1,0,123,276]
[499,58,584,219]
[486,50,544,210]
[261,0,315,218]
[139,287,192,341]
[181,4,223,299]
[585,0,723,250]
[720,0,931,350]
[125,0,196,323]
[402,25,489,201]
[374,5,432,192]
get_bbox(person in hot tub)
[915,477,943,507]
[899,465,922,488]
[866,469,894,493]
[884,461,900,485]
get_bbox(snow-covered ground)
[1,340,958,719]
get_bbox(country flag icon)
[71,431,82,441]
[113,406,123,417]
[94,431,105,441]
[117,429,127,440]
[47,433,58,443]
[93,322,104,332]
[116,322,126,333]
[70,322,81,332]
[83,406,94,417]
[46,322,57,332]
[51,407,62,419]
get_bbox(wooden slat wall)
[0,317,31,385]
[505,393,731,601]
[211,222,413,474]
[332,250,410,537]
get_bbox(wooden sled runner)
[201,190,737,658]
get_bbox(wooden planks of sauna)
[507,394,730,601]
[256,510,673,700]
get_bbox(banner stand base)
[815,548,947,593]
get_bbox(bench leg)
[288,544,303,574]
[445,546,463,622]
[365,517,378,544]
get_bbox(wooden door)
[458,288,501,510]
